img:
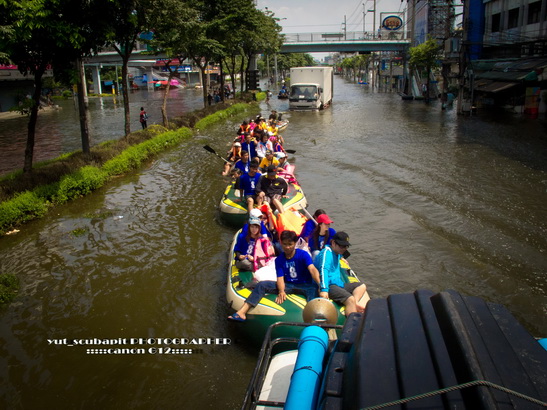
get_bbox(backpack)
[253,237,276,272]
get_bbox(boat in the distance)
[243,289,547,409]
[276,119,289,132]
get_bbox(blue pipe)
[285,326,329,410]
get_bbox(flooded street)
[0,76,546,408]
[0,87,205,175]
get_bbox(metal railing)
[282,31,408,43]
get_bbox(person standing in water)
[139,107,148,129]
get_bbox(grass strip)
[0,100,259,235]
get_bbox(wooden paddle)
[203,145,230,163]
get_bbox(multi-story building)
[460,0,547,114]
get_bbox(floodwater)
[0,77,546,409]
[0,87,205,175]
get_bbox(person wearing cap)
[228,230,321,322]
[258,149,279,173]
[308,214,337,260]
[233,215,263,271]
[275,152,289,171]
[221,141,242,176]
[237,161,262,214]
[314,232,368,316]
[256,165,288,214]
[240,207,272,240]
[300,209,327,241]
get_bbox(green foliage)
[61,90,72,98]
[277,53,316,72]
[9,98,36,116]
[54,166,108,204]
[0,273,19,305]
[71,226,89,237]
[194,103,251,130]
[0,102,253,234]
[102,127,193,175]
[0,191,50,234]
[409,38,441,72]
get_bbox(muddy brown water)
[1,77,546,408]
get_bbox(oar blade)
[203,145,216,154]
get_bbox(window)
[508,8,519,29]
[528,2,541,24]
[492,13,501,32]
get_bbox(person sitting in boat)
[241,132,258,161]
[256,132,273,160]
[228,230,322,322]
[234,150,251,175]
[308,214,336,260]
[258,150,279,173]
[315,231,368,316]
[234,216,263,272]
[271,134,285,153]
[240,208,272,240]
[300,209,326,241]
[269,110,278,121]
[275,152,289,171]
[256,165,288,214]
[237,161,262,214]
[237,120,250,136]
[221,141,242,176]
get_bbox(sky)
[256,0,408,60]
[256,0,408,34]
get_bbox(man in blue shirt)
[237,161,261,213]
[228,230,321,322]
[241,133,257,161]
[314,231,368,316]
[234,150,251,175]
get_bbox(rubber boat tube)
[285,326,329,409]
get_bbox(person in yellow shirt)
[258,150,279,173]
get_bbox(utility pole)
[457,0,470,114]
[343,15,347,40]
[363,3,366,34]
[373,0,376,38]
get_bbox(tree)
[240,9,283,92]
[276,53,316,80]
[104,0,149,136]
[409,38,441,102]
[145,0,199,126]
[202,0,258,98]
[0,0,106,173]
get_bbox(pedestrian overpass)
[86,31,410,65]
[280,31,410,53]
[81,31,410,93]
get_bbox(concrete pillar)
[148,66,154,91]
[91,65,102,94]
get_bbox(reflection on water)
[0,77,546,408]
[0,88,205,175]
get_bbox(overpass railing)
[282,31,408,43]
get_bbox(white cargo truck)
[288,67,334,110]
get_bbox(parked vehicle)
[289,67,333,110]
